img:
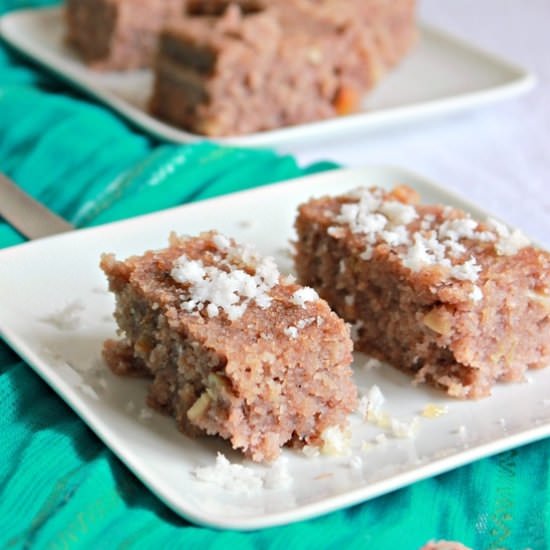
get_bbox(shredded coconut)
[193,453,293,493]
[469,286,483,302]
[329,187,531,286]
[281,274,296,285]
[296,317,315,329]
[139,408,153,421]
[487,218,530,256]
[364,385,385,422]
[302,445,320,458]
[263,457,293,490]
[363,357,384,370]
[320,426,351,456]
[284,326,298,339]
[171,234,280,321]
[389,417,420,439]
[361,440,373,453]
[357,396,369,418]
[350,320,363,341]
[40,300,85,331]
[291,287,319,308]
[192,453,263,494]
[450,257,482,282]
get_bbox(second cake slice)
[294,185,550,399]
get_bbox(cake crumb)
[374,433,388,445]
[421,404,449,418]
[314,472,334,481]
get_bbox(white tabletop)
[295,0,549,247]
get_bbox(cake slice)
[66,0,185,70]
[294,185,550,398]
[101,231,356,461]
[149,0,417,136]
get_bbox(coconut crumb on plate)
[40,300,85,331]
[192,453,293,494]
[421,404,449,418]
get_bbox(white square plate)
[0,7,535,148]
[1,166,549,530]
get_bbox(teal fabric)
[1,1,549,548]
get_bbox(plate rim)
[0,6,537,148]
[1,164,549,530]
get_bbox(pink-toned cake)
[294,185,550,398]
[150,0,417,136]
[101,231,357,461]
[66,0,186,70]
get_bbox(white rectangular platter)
[0,166,549,530]
[0,7,535,148]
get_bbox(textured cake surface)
[101,231,357,461]
[294,185,550,398]
[66,0,186,70]
[150,0,417,135]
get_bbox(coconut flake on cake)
[171,233,281,320]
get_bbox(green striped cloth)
[1,1,549,548]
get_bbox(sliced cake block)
[149,0,416,135]
[101,231,357,461]
[66,0,185,70]
[294,185,550,398]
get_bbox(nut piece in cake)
[101,231,357,461]
[294,185,550,398]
